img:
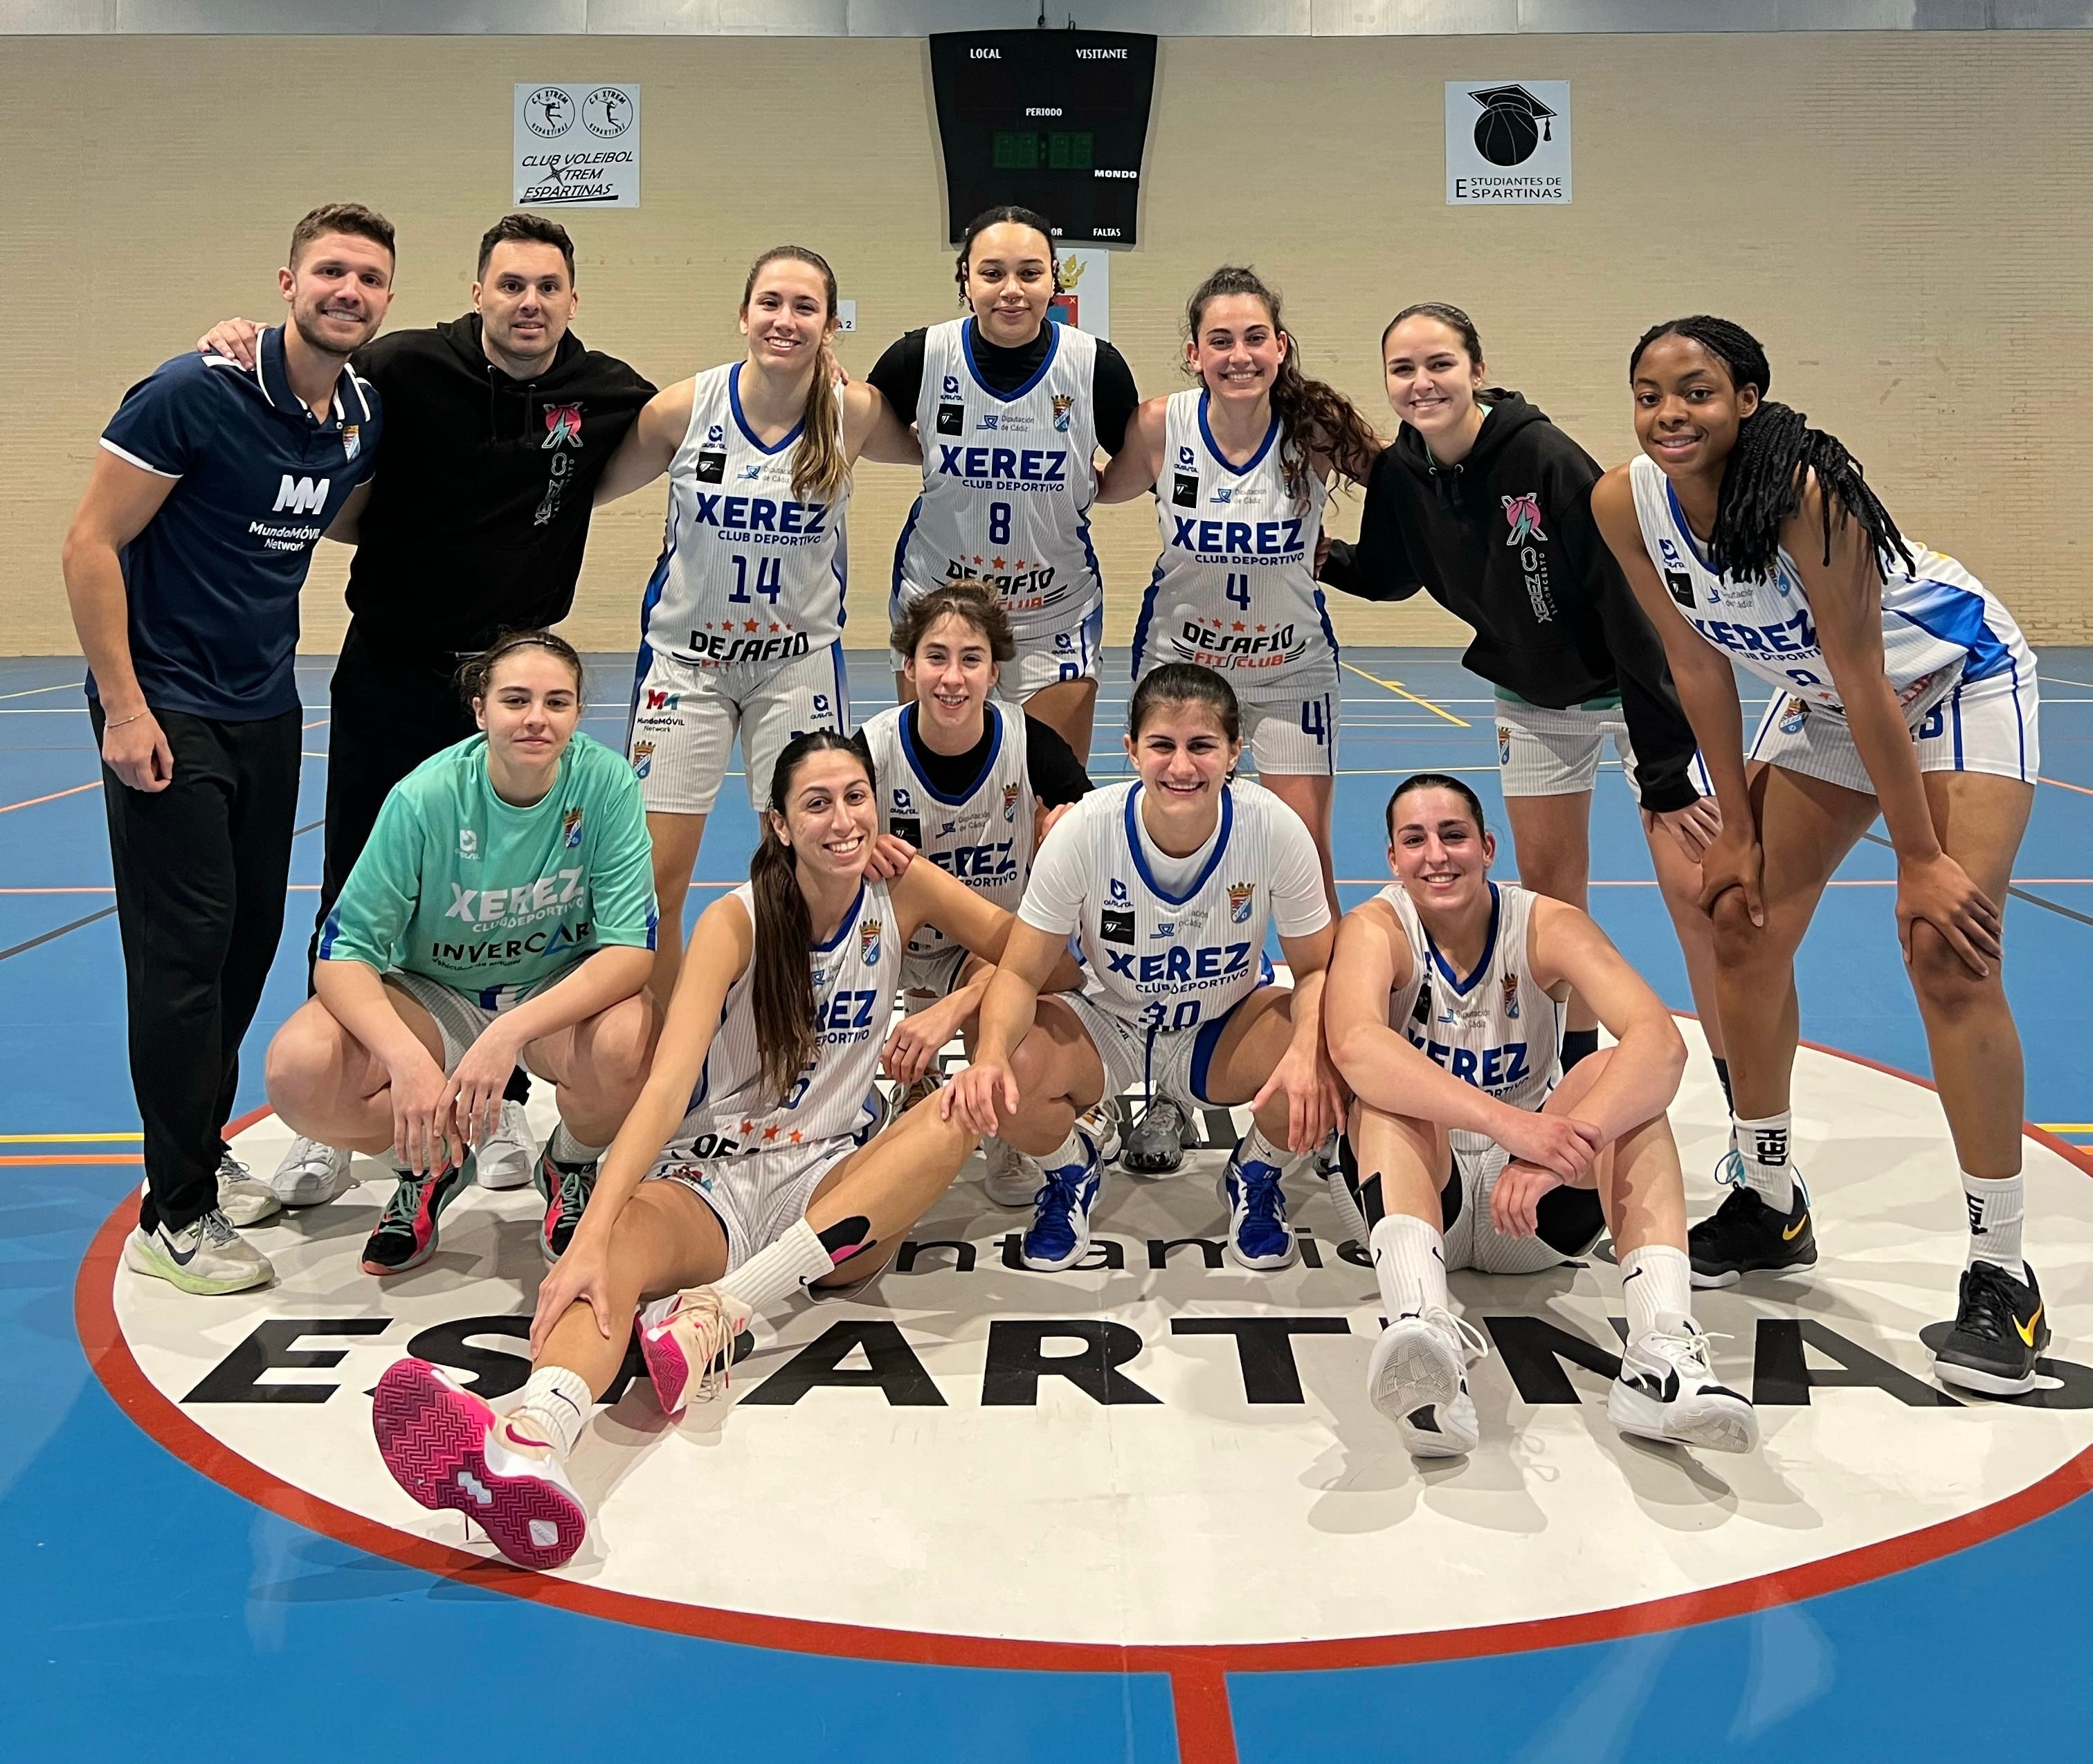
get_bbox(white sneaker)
[123,1208,273,1295]
[214,1152,280,1227]
[983,1137,1041,1208]
[640,1286,748,1416]
[1610,1320,1758,1454]
[269,1136,354,1208]
[1368,1307,1487,1457]
[475,1099,537,1190]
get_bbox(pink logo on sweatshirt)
[1502,492,1546,546]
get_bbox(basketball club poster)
[1446,80,1570,204]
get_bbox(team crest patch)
[1051,394,1075,433]
[1498,724,1512,766]
[341,424,361,463]
[1002,783,1021,824]
[1502,972,1521,1020]
[1502,493,1546,546]
[543,404,583,449]
[1229,882,1255,925]
[860,918,882,966]
[631,741,655,779]
[563,806,584,848]
[1779,697,1809,735]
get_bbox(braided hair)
[1628,316,1914,585]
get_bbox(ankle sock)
[714,1217,837,1319]
[1962,1170,2027,1281]
[1231,1122,1289,1173]
[547,1121,604,1167]
[1620,1242,1694,1345]
[1732,1111,1796,1211]
[505,1365,592,1460]
[1368,1213,1449,1321]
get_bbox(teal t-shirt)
[320,731,658,995]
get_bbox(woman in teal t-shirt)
[266,630,658,1278]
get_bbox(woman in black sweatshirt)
[1321,302,1731,1105]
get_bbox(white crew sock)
[1962,1170,2027,1281]
[1368,1213,1450,1322]
[1042,1120,1099,1172]
[1732,1111,1796,1211]
[547,1122,605,1167]
[502,1365,593,1460]
[1231,1121,1292,1174]
[714,1217,838,1319]
[1619,1242,1695,1345]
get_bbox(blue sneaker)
[1021,1129,1103,1271]
[1219,1147,1297,1271]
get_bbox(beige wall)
[7,31,2088,656]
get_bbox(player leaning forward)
[370,730,1079,1570]
[946,666,1342,1274]
[265,633,657,1276]
[1325,772,1757,1458]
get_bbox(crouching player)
[369,729,1078,1568]
[1326,772,1758,1460]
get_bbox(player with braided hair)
[1591,315,2046,1399]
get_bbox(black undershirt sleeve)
[1023,714,1094,806]
[1320,449,1426,603]
[1090,340,1140,456]
[866,329,928,425]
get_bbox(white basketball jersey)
[1050,779,1291,1035]
[1132,389,1338,692]
[862,700,1035,965]
[1627,453,2029,723]
[893,318,1103,644]
[1381,880,1561,1122]
[671,879,902,1157]
[641,362,849,669]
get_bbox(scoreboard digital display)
[927,30,1157,247]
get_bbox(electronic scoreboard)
[927,30,1157,246]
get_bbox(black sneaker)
[360,1165,466,1275]
[1688,1173,1815,1289]
[1121,1097,1190,1175]
[535,1152,597,1264]
[1935,1261,2049,1397]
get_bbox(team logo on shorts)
[631,741,655,779]
[543,405,583,449]
[860,918,883,966]
[1501,972,1521,1020]
[1228,882,1255,924]
[1502,493,1546,547]
[563,807,584,848]
[1498,724,1512,766]
[1002,783,1021,823]
[1779,697,1809,735]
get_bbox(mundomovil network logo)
[1447,80,1570,205]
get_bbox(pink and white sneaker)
[640,1287,746,1417]
[371,1357,588,1571]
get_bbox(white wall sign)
[1049,247,1111,340]
[1446,80,1570,206]
[835,299,857,334]
[515,84,641,209]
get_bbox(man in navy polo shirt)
[61,201,395,1295]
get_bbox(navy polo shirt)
[96,326,381,720]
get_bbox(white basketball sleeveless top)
[1627,452,2029,722]
[672,878,903,1157]
[1381,880,1561,1119]
[862,700,1035,966]
[1050,778,1287,1035]
[640,362,849,669]
[892,318,1103,645]
[1131,389,1338,693]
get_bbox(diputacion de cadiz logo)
[81,1020,2093,1674]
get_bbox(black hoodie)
[344,314,655,653]
[1321,389,1700,813]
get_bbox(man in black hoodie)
[200,212,655,1204]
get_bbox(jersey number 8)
[988,502,1012,547]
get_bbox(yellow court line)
[1339,660,1471,729]
[2040,1124,2093,1133]
[0,1131,143,1143]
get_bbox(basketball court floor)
[8,646,2091,1761]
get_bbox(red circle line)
[75,1058,2093,1684]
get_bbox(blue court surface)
[5,646,2090,1761]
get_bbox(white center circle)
[109,1027,2093,1650]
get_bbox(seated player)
[369,729,1080,1570]
[264,632,656,1276]
[1325,772,1757,1460]
[860,583,1094,1201]
[945,665,1341,1273]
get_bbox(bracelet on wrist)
[104,709,148,730]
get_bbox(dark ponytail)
[455,628,584,708]
[749,729,877,1106]
[1628,315,1914,585]
[1185,266,1381,489]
